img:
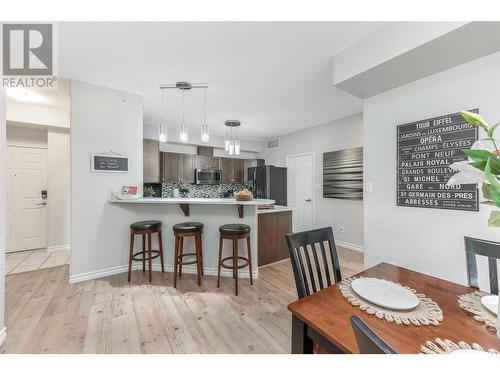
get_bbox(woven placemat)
[339,276,443,326]
[458,291,497,331]
[421,338,499,354]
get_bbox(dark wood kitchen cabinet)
[143,139,160,182]
[161,152,195,182]
[221,158,245,183]
[257,210,292,266]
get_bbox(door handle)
[37,202,47,206]
[305,199,312,202]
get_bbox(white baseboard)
[336,240,364,252]
[69,262,258,284]
[0,327,6,347]
[47,244,70,252]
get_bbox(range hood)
[197,146,214,157]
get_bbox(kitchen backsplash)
[161,182,248,198]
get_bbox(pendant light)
[224,126,230,151]
[158,88,167,143]
[179,88,188,142]
[201,87,209,143]
[225,120,241,156]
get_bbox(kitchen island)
[109,197,275,280]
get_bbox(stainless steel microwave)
[195,168,222,185]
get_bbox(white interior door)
[287,153,314,232]
[5,146,48,253]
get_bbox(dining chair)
[285,227,342,299]
[350,316,397,354]
[464,236,500,295]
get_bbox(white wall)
[0,88,6,346]
[259,113,364,250]
[6,80,70,128]
[48,128,70,248]
[6,124,47,147]
[364,52,500,285]
[70,80,143,278]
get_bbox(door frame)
[5,144,49,253]
[286,151,315,230]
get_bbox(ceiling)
[58,22,383,141]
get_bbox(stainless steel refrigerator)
[247,165,287,206]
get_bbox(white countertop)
[257,205,293,214]
[109,197,275,206]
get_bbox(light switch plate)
[366,182,374,192]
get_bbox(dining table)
[287,262,500,354]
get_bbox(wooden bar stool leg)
[233,238,238,296]
[199,234,204,276]
[158,230,164,273]
[195,233,202,286]
[128,232,134,282]
[178,237,184,277]
[247,235,253,286]
[173,235,179,288]
[142,234,146,272]
[217,234,223,288]
[148,233,153,282]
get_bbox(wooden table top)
[287,263,500,354]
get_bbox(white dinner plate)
[350,278,420,310]
[481,295,499,316]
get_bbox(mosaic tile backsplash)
[161,182,249,198]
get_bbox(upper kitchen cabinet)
[179,154,195,183]
[143,139,160,182]
[196,155,220,169]
[221,158,245,183]
[161,152,195,182]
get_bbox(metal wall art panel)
[323,147,363,200]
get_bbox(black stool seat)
[173,222,204,232]
[130,220,162,231]
[219,223,251,235]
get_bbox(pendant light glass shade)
[159,89,167,143]
[179,89,188,141]
[224,120,241,156]
[201,88,209,143]
[179,122,188,142]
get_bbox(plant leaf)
[460,110,488,128]
[482,182,491,200]
[488,211,500,227]
[488,155,500,175]
[463,149,492,162]
[484,162,500,207]
[469,160,487,171]
[487,122,500,139]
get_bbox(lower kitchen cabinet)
[257,210,292,266]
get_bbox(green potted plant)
[446,111,500,226]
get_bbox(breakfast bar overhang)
[109,198,275,280]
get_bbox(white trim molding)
[0,327,7,347]
[69,263,258,284]
[336,240,364,252]
[47,244,70,252]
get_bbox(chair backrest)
[285,227,342,299]
[464,236,500,295]
[350,316,396,354]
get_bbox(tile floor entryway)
[5,247,70,275]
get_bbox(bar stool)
[128,220,164,282]
[173,222,204,288]
[217,224,253,296]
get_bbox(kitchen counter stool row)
[127,219,253,295]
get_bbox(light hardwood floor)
[1,247,363,354]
